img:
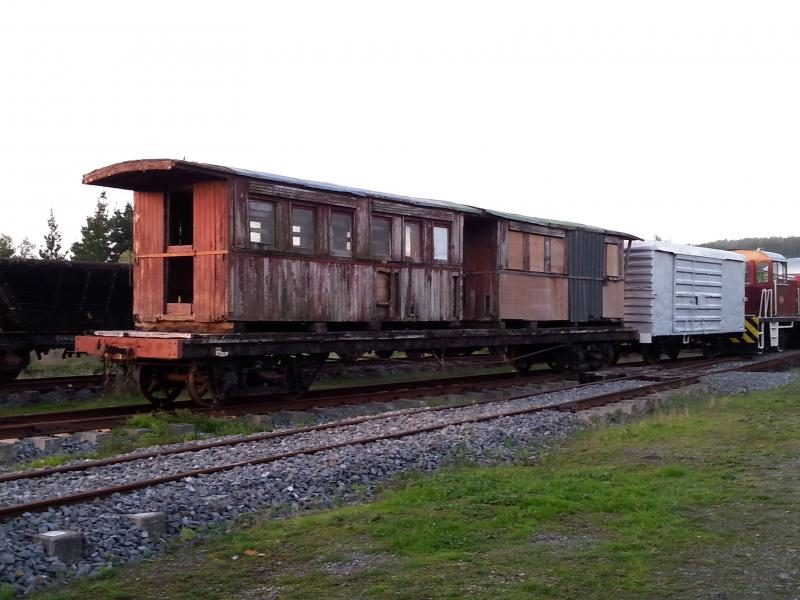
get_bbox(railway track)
[2,351,798,521]
[0,369,560,438]
[0,354,773,438]
[0,374,104,395]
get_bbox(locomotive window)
[756,262,769,283]
[774,261,788,283]
[167,190,193,246]
[605,242,621,278]
[744,262,752,284]
[248,199,275,247]
[404,221,422,262]
[370,217,391,259]
[433,225,449,262]
[331,211,353,257]
[507,231,524,270]
[291,206,315,251]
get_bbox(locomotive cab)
[733,249,800,350]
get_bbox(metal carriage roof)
[84,159,639,238]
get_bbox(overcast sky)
[1,0,798,252]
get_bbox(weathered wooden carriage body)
[463,212,628,325]
[84,160,470,333]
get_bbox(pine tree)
[0,234,14,258]
[108,202,133,262]
[71,192,112,262]
[39,209,67,260]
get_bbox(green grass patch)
[31,378,800,600]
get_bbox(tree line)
[701,236,800,257]
[0,193,133,262]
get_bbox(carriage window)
[605,242,620,278]
[331,211,353,257]
[433,225,449,262]
[404,221,422,262]
[370,217,391,259]
[248,199,275,247]
[774,261,788,283]
[756,262,769,283]
[550,237,566,274]
[167,190,193,246]
[291,206,315,250]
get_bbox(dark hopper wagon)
[0,258,132,381]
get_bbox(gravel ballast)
[0,368,797,595]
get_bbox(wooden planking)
[603,280,625,318]
[133,191,165,322]
[193,180,229,322]
[372,199,455,221]
[498,272,568,321]
[228,254,461,323]
[507,231,525,270]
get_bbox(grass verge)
[30,378,800,599]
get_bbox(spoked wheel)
[138,365,184,409]
[286,354,326,398]
[186,362,239,408]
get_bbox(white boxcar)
[624,241,745,361]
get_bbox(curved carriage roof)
[84,159,638,239]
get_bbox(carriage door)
[567,230,604,322]
[164,189,194,316]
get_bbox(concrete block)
[73,431,111,445]
[126,512,166,537]
[124,428,150,439]
[32,531,83,564]
[29,436,63,453]
[0,441,17,463]
[166,423,195,436]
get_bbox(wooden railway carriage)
[77,159,638,406]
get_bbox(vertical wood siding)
[133,191,164,322]
[192,180,229,322]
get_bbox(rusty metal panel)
[498,272,568,320]
[75,334,183,359]
[567,230,604,322]
[133,191,165,323]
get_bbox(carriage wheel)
[186,362,230,408]
[666,343,681,361]
[641,344,661,365]
[375,350,393,359]
[138,365,184,409]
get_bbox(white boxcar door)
[673,254,724,333]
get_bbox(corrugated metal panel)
[567,231,604,322]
